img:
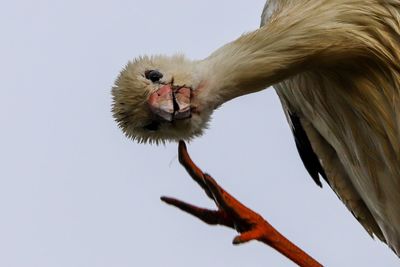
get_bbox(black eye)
[143,121,160,131]
[145,70,163,83]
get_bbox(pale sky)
[0,0,399,266]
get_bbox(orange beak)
[147,85,191,122]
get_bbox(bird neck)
[197,1,366,108]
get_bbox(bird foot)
[161,141,323,267]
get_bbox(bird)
[111,0,400,256]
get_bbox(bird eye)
[145,70,163,83]
[143,121,160,131]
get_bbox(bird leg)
[161,141,323,267]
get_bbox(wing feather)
[288,112,328,187]
[279,96,385,241]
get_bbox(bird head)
[112,54,214,144]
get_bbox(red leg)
[161,141,323,267]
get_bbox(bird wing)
[287,111,327,187]
[276,92,385,241]
[260,0,400,250]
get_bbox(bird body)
[112,0,400,255]
[260,0,400,254]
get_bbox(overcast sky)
[0,0,399,266]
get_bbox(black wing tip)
[314,175,323,187]
[289,112,328,188]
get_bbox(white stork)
[112,0,400,255]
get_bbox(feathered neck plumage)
[197,0,376,107]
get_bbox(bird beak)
[147,84,191,122]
